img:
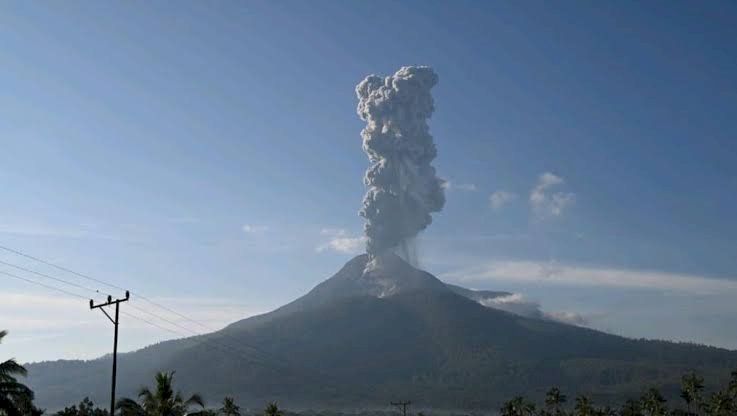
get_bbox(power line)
[0,245,125,292]
[0,269,88,300]
[124,302,286,368]
[0,245,300,371]
[0,254,214,340]
[0,259,109,297]
[118,310,281,371]
[0,270,288,372]
[0,261,278,366]
[0,251,306,374]
[0,244,219,329]
[1,245,245,339]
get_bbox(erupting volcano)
[24,67,737,411]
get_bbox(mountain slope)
[25,255,737,410]
[226,253,449,333]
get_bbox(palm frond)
[185,394,204,409]
[116,398,146,416]
[0,360,27,379]
[0,381,34,397]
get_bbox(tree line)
[499,369,737,416]
[1,330,281,416]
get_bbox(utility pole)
[391,401,412,416]
[90,291,129,416]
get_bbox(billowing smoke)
[478,293,588,326]
[355,66,445,260]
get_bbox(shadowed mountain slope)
[25,254,737,410]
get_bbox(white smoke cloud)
[479,293,543,317]
[477,292,587,326]
[316,228,366,254]
[356,66,445,258]
[546,310,588,326]
[489,190,517,210]
[530,172,575,218]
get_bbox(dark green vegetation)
[1,330,42,416]
[52,374,267,416]
[498,368,737,416]
[54,397,108,416]
[24,255,737,410]
[115,371,204,416]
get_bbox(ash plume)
[355,66,445,260]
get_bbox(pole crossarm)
[90,291,130,310]
[391,401,412,416]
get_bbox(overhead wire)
[0,267,289,372]
[0,246,309,374]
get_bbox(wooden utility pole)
[90,291,129,416]
[391,401,412,416]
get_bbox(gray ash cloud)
[355,66,445,259]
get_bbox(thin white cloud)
[442,180,478,192]
[0,220,122,241]
[530,172,575,218]
[242,224,269,234]
[0,292,262,333]
[316,228,366,254]
[320,228,347,236]
[0,291,267,362]
[443,259,737,295]
[457,183,478,192]
[489,190,517,210]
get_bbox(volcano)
[26,255,737,410]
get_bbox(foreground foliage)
[115,372,203,416]
[501,368,737,416]
[0,330,41,416]
[54,398,108,416]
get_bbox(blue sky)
[1,1,737,362]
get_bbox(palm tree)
[574,395,594,416]
[263,402,282,416]
[728,369,737,401]
[704,391,732,416]
[619,399,642,416]
[219,397,239,416]
[55,397,108,416]
[596,406,617,416]
[11,393,43,416]
[116,371,204,416]
[546,387,567,416]
[521,399,536,416]
[641,388,667,416]
[0,330,35,416]
[500,396,536,416]
[501,397,520,416]
[681,372,705,416]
